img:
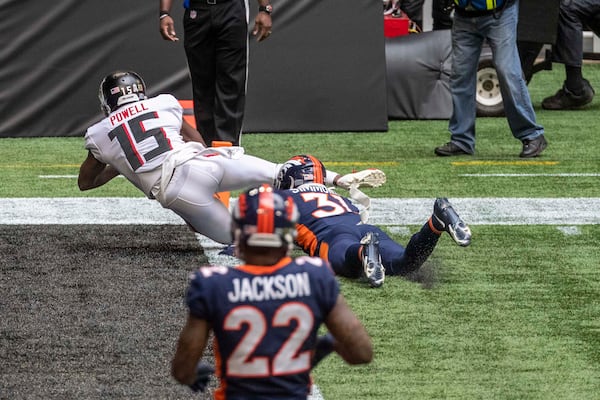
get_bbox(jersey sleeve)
[321,260,340,316]
[304,257,340,318]
[157,94,183,118]
[185,268,213,320]
[83,125,105,162]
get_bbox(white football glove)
[335,169,386,190]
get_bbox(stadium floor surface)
[0,225,215,400]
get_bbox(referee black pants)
[183,0,248,145]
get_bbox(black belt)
[454,7,496,17]
[188,0,232,6]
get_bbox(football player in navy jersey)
[274,155,472,288]
[171,184,372,398]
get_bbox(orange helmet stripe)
[257,185,275,233]
[307,155,324,184]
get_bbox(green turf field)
[2,65,600,199]
[1,63,599,399]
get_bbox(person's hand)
[252,12,272,42]
[159,15,179,42]
[188,362,214,392]
[311,333,335,368]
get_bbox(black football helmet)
[274,154,327,189]
[232,184,299,250]
[99,71,147,115]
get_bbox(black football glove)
[311,333,335,368]
[188,362,215,393]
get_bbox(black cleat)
[361,232,385,288]
[432,198,472,247]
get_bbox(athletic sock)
[398,223,441,274]
[565,65,584,95]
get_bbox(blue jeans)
[448,0,544,154]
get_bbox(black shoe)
[434,142,471,156]
[219,245,236,256]
[360,232,385,288]
[542,79,595,110]
[520,135,547,158]
[432,198,472,247]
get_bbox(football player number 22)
[226,304,313,376]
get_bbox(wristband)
[258,4,273,14]
[159,10,170,19]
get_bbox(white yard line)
[2,197,598,225]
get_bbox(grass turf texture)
[316,225,600,399]
[1,63,599,399]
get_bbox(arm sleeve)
[315,259,341,317]
[185,270,212,320]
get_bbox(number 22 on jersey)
[225,303,314,377]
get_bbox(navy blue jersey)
[186,255,339,400]
[285,184,361,258]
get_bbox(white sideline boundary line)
[41,174,600,178]
[1,197,599,225]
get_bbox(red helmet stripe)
[257,187,275,233]
[285,195,295,222]
[307,155,324,184]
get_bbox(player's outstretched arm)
[171,315,211,387]
[78,151,120,191]
[322,294,373,365]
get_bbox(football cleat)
[218,244,236,256]
[361,232,385,288]
[432,198,472,247]
[336,169,386,190]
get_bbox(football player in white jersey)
[78,71,386,244]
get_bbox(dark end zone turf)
[0,225,216,399]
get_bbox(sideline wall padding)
[0,0,190,137]
[0,0,387,137]
[243,0,388,132]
